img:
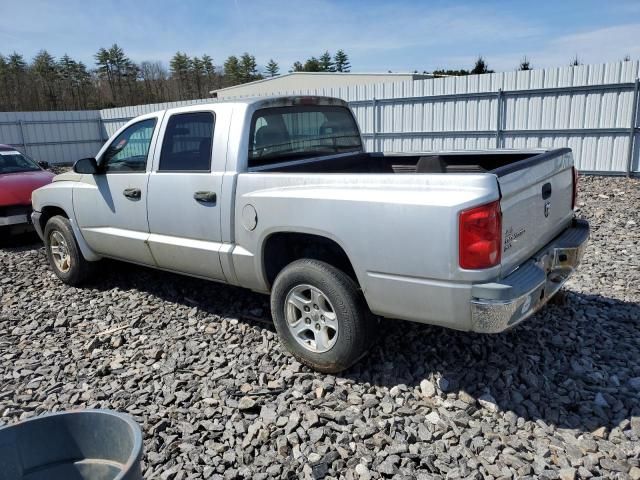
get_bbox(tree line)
[1,46,632,112]
[0,45,353,112]
[430,54,632,77]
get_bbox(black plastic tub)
[0,409,143,480]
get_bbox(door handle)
[123,188,141,200]
[194,191,217,203]
[541,182,552,199]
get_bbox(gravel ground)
[1,176,639,480]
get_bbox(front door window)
[101,119,157,173]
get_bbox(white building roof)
[210,72,434,98]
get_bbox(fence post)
[18,120,27,154]
[98,118,108,143]
[371,97,378,152]
[495,89,504,149]
[626,78,639,176]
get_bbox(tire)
[44,215,94,286]
[270,259,373,373]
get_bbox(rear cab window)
[248,105,362,169]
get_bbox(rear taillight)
[459,200,502,270]
[572,167,578,210]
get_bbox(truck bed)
[245,147,576,282]
[250,149,556,175]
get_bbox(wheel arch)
[261,231,361,289]
[39,204,101,262]
[39,205,69,232]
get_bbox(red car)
[0,144,55,235]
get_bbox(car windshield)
[248,105,362,168]
[0,151,41,174]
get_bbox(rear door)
[497,149,575,275]
[146,108,227,281]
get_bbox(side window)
[102,118,157,173]
[159,112,215,172]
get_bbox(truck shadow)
[347,290,640,434]
[0,231,42,250]
[88,260,638,434]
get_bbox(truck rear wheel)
[270,259,373,373]
[44,215,94,286]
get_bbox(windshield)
[248,105,362,168]
[0,151,41,174]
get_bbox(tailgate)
[496,149,575,275]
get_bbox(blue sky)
[2,0,639,73]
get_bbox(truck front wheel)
[44,215,94,286]
[270,259,373,373]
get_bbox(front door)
[74,114,162,265]
[146,109,226,281]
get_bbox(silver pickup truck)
[32,96,589,372]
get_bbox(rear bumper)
[0,205,32,227]
[0,206,33,233]
[470,218,589,333]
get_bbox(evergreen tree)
[201,55,215,76]
[319,51,334,72]
[0,54,8,109]
[470,56,493,74]
[302,57,322,72]
[95,47,115,100]
[519,56,531,71]
[199,54,217,92]
[239,53,259,83]
[94,44,137,103]
[32,50,59,109]
[191,56,206,97]
[432,68,470,76]
[224,55,242,85]
[6,53,28,110]
[266,59,279,77]
[170,52,193,97]
[291,61,304,72]
[570,55,582,67]
[58,55,92,109]
[333,50,350,72]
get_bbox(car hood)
[0,170,55,207]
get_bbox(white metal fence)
[1,60,639,174]
[0,110,105,165]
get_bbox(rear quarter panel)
[233,173,500,329]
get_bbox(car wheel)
[270,259,373,373]
[44,215,94,286]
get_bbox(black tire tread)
[44,215,94,286]
[270,259,373,373]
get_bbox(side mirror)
[73,157,99,174]
[38,160,50,169]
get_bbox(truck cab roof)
[158,95,350,116]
